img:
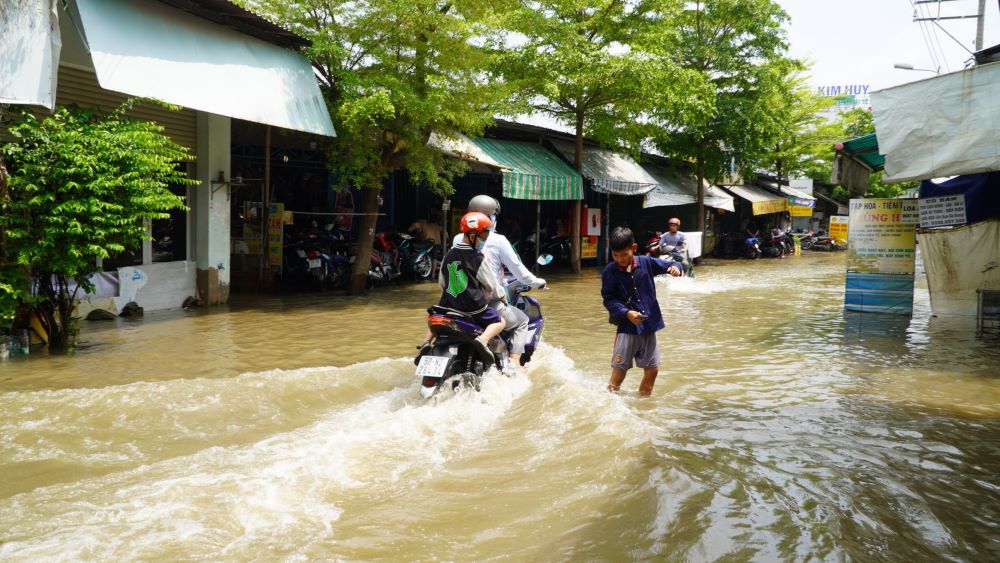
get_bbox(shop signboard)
[581,236,598,259]
[788,178,814,195]
[790,205,814,217]
[581,207,602,236]
[752,199,788,216]
[918,195,966,228]
[829,215,849,240]
[844,199,917,315]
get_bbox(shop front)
[548,140,658,264]
[461,136,584,268]
[642,162,735,256]
[2,0,336,314]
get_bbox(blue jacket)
[601,255,680,335]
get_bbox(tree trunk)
[570,111,584,274]
[348,187,381,294]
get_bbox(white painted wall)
[77,261,198,316]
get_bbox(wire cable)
[909,0,943,71]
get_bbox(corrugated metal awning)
[75,0,335,137]
[550,140,658,196]
[725,184,789,215]
[471,138,582,200]
[642,165,735,211]
[428,132,505,169]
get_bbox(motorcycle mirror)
[537,254,554,266]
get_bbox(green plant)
[0,101,193,349]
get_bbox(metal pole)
[604,194,611,265]
[261,125,271,288]
[441,198,450,260]
[976,0,986,50]
[535,200,541,272]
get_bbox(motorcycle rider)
[453,195,546,370]
[657,217,687,264]
[424,212,506,360]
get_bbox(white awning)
[872,61,1000,182]
[550,140,658,195]
[725,184,788,216]
[75,0,335,137]
[760,180,816,207]
[428,132,505,169]
[643,166,735,211]
[0,0,61,109]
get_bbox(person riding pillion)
[426,212,506,360]
[453,195,546,369]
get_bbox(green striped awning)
[470,138,583,200]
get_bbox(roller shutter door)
[56,66,197,151]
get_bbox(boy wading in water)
[601,227,682,395]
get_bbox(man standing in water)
[453,195,546,371]
[602,227,681,396]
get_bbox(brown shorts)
[611,332,660,370]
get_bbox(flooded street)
[2,253,999,560]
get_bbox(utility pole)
[912,0,984,55]
[975,0,986,50]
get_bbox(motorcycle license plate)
[308,258,321,269]
[416,355,449,377]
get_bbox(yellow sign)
[790,205,813,217]
[581,236,598,259]
[829,215,848,240]
[846,199,917,275]
[267,203,284,267]
[752,199,788,215]
[242,202,262,254]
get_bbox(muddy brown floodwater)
[1,253,998,560]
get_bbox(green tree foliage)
[0,103,192,348]
[648,0,790,233]
[244,0,506,292]
[494,0,698,270]
[763,63,842,181]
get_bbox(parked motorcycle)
[414,261,548,399]
[761,229,789,258]
[396,232,438,281]
[796,230,817,251]
[367,231,402,286]
[282,229,328,291]
[743,236,762,259]
[811,233,847,251]
[642,231,663,257]
[515,234,571,267]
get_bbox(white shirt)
[452,231,544,288]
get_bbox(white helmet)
[468,195,501,216]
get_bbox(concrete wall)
[77,261,198,317]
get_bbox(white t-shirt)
[452,231,543,288]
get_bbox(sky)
[779,0,1000,92]
[518,0,999,132]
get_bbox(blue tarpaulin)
[919,172,1000,226]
